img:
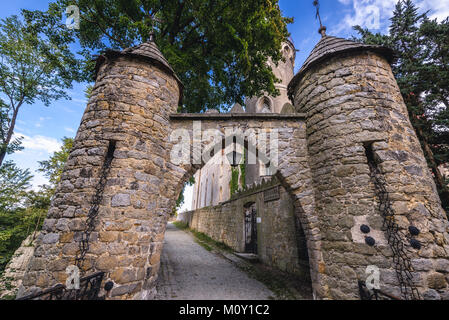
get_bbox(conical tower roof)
[121,41,178,79]
[95,38,183,104]
[287,34,394,101]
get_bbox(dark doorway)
[244,204,258,254]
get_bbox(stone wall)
[169,114,322,298]
[178,180,311,279]
[291,50,449,299]
[0,235,38,299]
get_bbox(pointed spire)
[149,32,155,42]
[313,0,327,37]
[230,103,245,113]
[99,34,184,105]
[288,33,394,102]
[319,26,327,38]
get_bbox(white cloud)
[418,0,449,21]
[65,127,75,133]
[337,0,449,34]
[30,172,50,191]
[15,133,62,154]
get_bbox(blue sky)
[1,0,448,206]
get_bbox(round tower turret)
[19,39,183,300]
[288,34,449,299]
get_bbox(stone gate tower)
[288,29,449,299]
[19,39,183,299]
[14,26,449,300]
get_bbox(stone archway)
[18,34,449,301]
[168,113,324,299]
[17,41,325,300]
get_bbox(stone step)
[233,253,259,262]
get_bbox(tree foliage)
[30,0,292,113]
[0,14,84,166]
[0,162,32,212]
[0,138,71,272]
[38,137,74,188]
[353,0,449,211]
[0,162,45,272]
[174,176,195,216]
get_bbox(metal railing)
[358,280,401,300]
[17,272,108,300]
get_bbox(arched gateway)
[18,32,449,300]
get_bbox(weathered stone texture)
[291,50,449,299]
[0,235,38,299]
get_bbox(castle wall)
[170,114,321,297]
[291,50,449,299]
[245,41,296,114]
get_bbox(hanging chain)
[75,143,115,271]
[367,158,421,300]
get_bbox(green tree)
[0,137,73,272]
[28,0,292,113]
[0,162,32,211]
[0,161,39,272]
[0,14,83,166]
[354,0,449,211]
[38,137,74,188]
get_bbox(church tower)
[191,40,296,210]
[245,39,296,114]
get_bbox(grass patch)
[172,221,188,230]
[191,230,233,253]
[235,262,312,300]
[171,222,233,253]
[194,239,213,251]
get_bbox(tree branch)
[84,5,128,49]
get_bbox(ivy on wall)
[230,151,246,196]
[230,167,240,196]
[240,152,246,188]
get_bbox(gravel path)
[154,222,275,300]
